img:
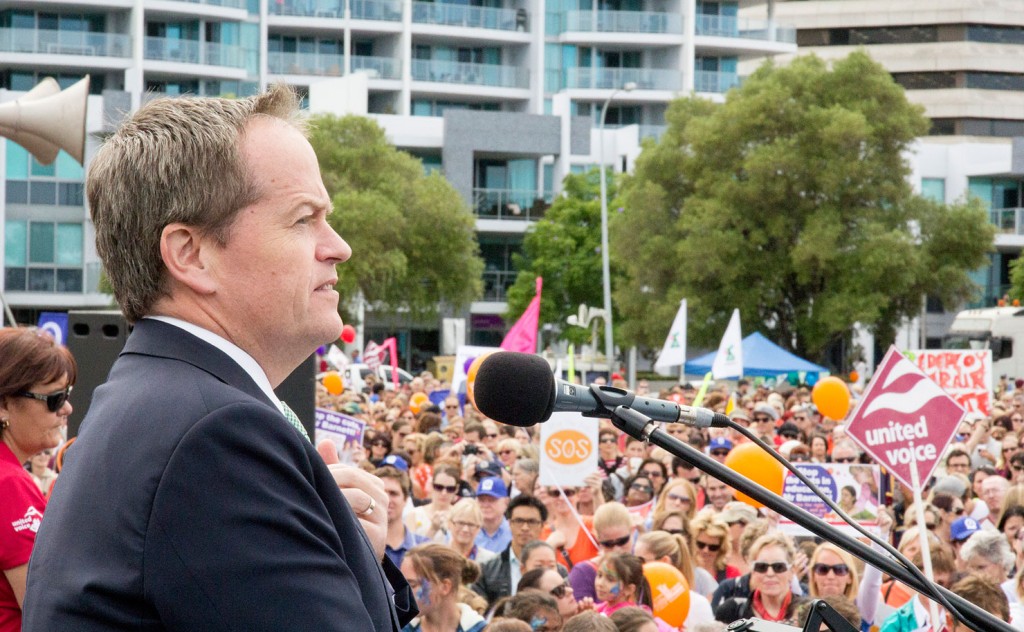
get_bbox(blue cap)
[475,476,508,499]
[381,455,409,472]
[708,437,734,452]
[950,516,981,542]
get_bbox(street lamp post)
[598,81,635,380]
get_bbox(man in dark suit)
[22,86,415,631]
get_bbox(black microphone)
[473,351,731,428]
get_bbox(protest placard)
[904,349,992,415]
[777,463,881,537]
[314,408,367,464]
[538,412,597,488]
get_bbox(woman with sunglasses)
[623,474,656,518]
[930,492,964,544]
[0,327,76,631]
[568,502,635,602]
[635,531,715,628]
[366,432,393,466]
[408,464,462,539]
[517,568,583,620]
[690,512,739,585]
[714,532,806,625]
[651,479,698,525]
[541,486,598,570]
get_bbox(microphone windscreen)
[473,352,555,427]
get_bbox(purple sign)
[314,408,366,461]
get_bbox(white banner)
[711,309,743,379]
[654,299,687,372]
[538,412,597,488]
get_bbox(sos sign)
[545,430,592,465]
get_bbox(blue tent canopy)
[684,332,828,378]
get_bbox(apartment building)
[0,0,795,367]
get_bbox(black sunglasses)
[695,541,721,552]
[833,457,857,464]
[17,386,72,413]
[753,561,790,574]
[550,581,571,598]
[599,534,631,548]
[812,563,850,577]
[433,483,458,494]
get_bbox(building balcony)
[171,0,248,9]
[482,269,517,302]
[561,10,681,34]
[412,2,524,31]
[145,37,248,68]
[473,188,551,221]
[694,70,739,93]
[268,51,400,78]
[695,14,795,43]
[991,208,1024,234]
[269,0,402,21]
[411,60,528,89]
[639,124,667,141]
[564,67,681,91]
[0,27,131,57]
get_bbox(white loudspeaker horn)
[0,75,89,166]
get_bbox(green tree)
[505,170,615,346]
[308,114,483,321]
[613,52,994,361]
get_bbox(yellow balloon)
[409,392,429,415]
[466,352,494,408]
[643,561,690,627]
[812,376,851,420]
[322,371,344,396]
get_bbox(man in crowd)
[476,476,512,553]
[472,494,547,604]
[378,465,429,568]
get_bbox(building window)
[921,178,945,203]
[4,220,84,293]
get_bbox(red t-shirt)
[0,442,47,632]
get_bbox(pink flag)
[501,277,542,354]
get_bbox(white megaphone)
[0,75,89,165]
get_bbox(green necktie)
[280,401,310,443]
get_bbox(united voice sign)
[846,346,966,491]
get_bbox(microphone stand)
[606,404,1013,632]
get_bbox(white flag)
[711,309,743,379]
[654,299,687,371]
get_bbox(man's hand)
[318,440,388,560]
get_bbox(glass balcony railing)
[0,28,131,57]
[562,10,681,34]
[412,2,525,31]
[564,67,681,91]
[412,60,528,88]
[694,70,740,93]
[268,51,399,78]
[991,208,1024,234]
[473,188,552,221]
[695,14,796,43]
[145,37,248,68]
[269,0,403,20]
[173,0,248,9]
[639,124,667,141]
[482,269,517,302]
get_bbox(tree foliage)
[308,114,483,321]
[613,52,994,361]
[505,170,616,346]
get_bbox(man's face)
[381,477,406,524]
[982,477,1008,513]
[477,494,507,523]
[509,505,544,551]
[705,478,733,510]
[205,118,351,379]
[947,455,970,475]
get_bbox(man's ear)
[160,223,217,295]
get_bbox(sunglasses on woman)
[18,386,72,413]
[549,582,571,598]
[433,483,458,494]
[812,563,850,577]
[598,534,631,548]
[695,541,721,552]
[752,561,790,574]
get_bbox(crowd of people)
[310,372,1024,631]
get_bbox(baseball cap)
[475,476,508,499]
[753,403,780,421]
[708,437,733,452]
[931,475,967,498]
[474,460,504,479]
[729,409,751,423]
[950,516,982,542]
[778,422,800,439]
[381,455,408,472]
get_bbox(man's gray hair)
[88,85,301,322]
[960,529,1015,572]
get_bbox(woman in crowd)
[635,530,715,628]
[609,607,659,632]
[403,432,432,500]
[637,459,668,497]
[652,479,698,524]
[0,327,76,630]
[809,433,830,463]
[568,502,635,601]
[543,486,598,570]
[495,439,520,473]
[27,449,57,497]
[691,512,739,584]
[517,568,582,621]
[715,532,806,624]
[721,502,758,575]
[445,498,496,563]
[593,553,652,617]
[807,544,871,624]
[401,543,486,632]
[408,464,461,538]
[366,432,392,466]
[510,458,538,498]
[930,492,964,544]
[623,473,657,516]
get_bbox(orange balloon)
[409,392,429,415]
[466,352,494,407]
[643,561,690,627]
[724,442,784,510]
[812,376,851,420]
[849,371,860,383]
[322,371,344,396]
